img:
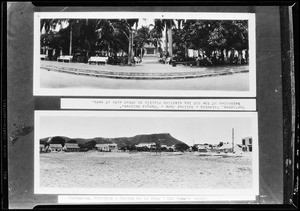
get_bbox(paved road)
[40,67,249,91]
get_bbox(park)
[39,18,250,91]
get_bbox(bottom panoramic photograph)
[34,111,258,199]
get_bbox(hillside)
[40,133,186,148]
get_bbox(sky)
[47,18,159,32]
[39,116,253,146]
[137,18,154,29]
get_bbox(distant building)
[96,143,118,152]
[196,144,211,152]
[218,143,234,153]
[242,137,252,152]
[49,144,63,152]
[144,43,157,56]
[135,142,156,149]
[65,143,80,152]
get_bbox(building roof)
[218,144,233,150]
[95,144,109,147]
[65,143,80,149]
[95,143,117,148]
[49,144,63,148]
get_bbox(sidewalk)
[40,60,249,80]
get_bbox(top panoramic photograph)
[34,12,256,97]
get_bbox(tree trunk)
[69,23,72,55]
[165,22,168,55]
[131,31,134,62]
[128,31,132,65]
[168,20,173,59]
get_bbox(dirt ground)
[39,151,252,189]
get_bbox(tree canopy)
[40,18,248,64]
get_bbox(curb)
[41,65,249,80]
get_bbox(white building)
[135,142,156,148]
[95,143,118,152]
[242,137,253,152]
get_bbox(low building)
[135,142,156,149]
[65,143,80,152]
[96,143,118,152]
[242,137,252,152]
[49,144,63,152]
[218,144,234,153]
[197,144,211,152]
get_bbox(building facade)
[65,143,80,152]
[95,143,118,152]
[241,137,252,152]
[49,144,63,152]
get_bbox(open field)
[40,152,252,189]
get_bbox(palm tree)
[95,19,119,56]
[124,19,139,65]
[150,25,162,54]
[134,26,151,61]
[95,19,139,65]
[154,19,175,58]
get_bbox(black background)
[4,1,297,209]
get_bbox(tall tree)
[134,26,151,60]
[154,19,175,58]
[125,19,139,65]
[149,27,162,53]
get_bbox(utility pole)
[69,22,72,56]
[232,128,235,153]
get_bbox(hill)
[39,133,186,148]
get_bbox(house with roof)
[196,144,212,152]
[49,144,63,152]
[218,144,233,153]
[65,143,80,152]
[242,137,253,152]
[95,143,118,152]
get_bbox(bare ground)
[40,152,252,189]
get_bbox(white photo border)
[34,110,259,200]
[33,12,256,97]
